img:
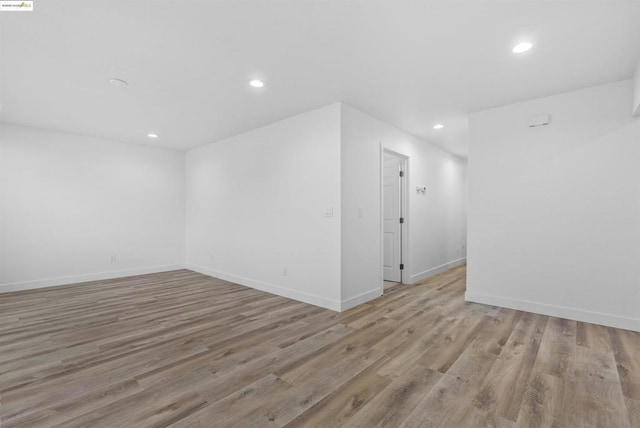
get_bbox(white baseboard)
[187,264,342,312]
[341,288,383,311]
[465,291,640,333]
[0,264,186,294]
[410,257,467,284]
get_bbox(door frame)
[380,145,410,292]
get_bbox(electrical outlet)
[282,266,288,277]
[110,255,117,263]
[324,207,334,217]
[358,208,364,218]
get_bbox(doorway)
[382,149,408,289]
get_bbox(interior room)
[1,1,639,426]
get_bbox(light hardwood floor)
[1,266,638,427]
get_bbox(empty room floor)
[1,266,638,427]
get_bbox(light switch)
[358,208,364,218]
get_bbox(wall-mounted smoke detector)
[528,114,551,128]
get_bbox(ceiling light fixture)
[512,42,533,54]
[249,79,265,88]
[433,124,444,130]
[147,133,159,138]
[109,78,128,87]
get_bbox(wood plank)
[0,265,638,427]
[345,365,443,427]
[533,316,577,380]
[284,370,391,427]
[473,312,548,422]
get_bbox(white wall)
[467,79,640,332]
[2,102,467,313]
[340,104,468,308]
[185,104,343,310]
[0,124,186,291]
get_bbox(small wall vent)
[528,114,551,128]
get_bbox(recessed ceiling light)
[109,78,128,87]
[147,133,159,138]
[512,42,533,54]
[433,124,444,130]
[249,79,265,88]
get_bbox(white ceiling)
[2,1,640,157]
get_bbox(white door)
[383,153,403,282]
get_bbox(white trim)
[340,288,383,311]
[187,264,342,312]
[380,146,410,291]
[0,264,185,294]
[465,291,640,333]
[409,257,467,284]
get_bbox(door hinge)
[399,217,404,224]
[399,170,404,177]
[400,264,404,270]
